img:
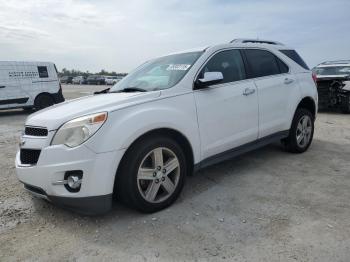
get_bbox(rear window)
[37,66,48,78]
[244,49,281,78]
[280,50,309,70]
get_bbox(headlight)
[51,112,107,148]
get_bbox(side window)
[276,57,289,73]
[38,66,48,78]
[244,49,280,78]
[199,49,246,84]
[279,50,309,70]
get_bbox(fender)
[85,93,202,164]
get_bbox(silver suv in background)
[313,60,350,113]
[313,60,350,79]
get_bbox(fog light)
[67,175,81,189]
[64,170,83,193]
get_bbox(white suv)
[16,39,318,215]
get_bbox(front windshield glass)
[110,51,203,92]
[314,66,350,76]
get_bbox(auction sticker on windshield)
[166,64,191,71]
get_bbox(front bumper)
[23,183,112,215]
[16,135,125,215]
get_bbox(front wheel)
[116,136,187,213]
[283,108,314,153]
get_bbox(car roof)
[166,39,292,57]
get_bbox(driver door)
[193,49,259,160]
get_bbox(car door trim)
[0,97,29,105]
[194,130,289,172]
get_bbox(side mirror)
[194,72,223,89]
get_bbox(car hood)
[26,91,161,130]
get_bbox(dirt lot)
[0,84,350,261]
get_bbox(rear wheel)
[34,94,54,110]
[116,136,187,213]
[283,108,314,153]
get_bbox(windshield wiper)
[114,87,147,93]
[94,88,110,95]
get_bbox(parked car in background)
[0,61,64,110]
[105,76,119,85]
[86,75,105,85]
[72,76,87,85]
[16,39,318,214]
[313,60,350,79]
[313,60,350,113]
[60,76,73,84]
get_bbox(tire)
[116,135,187,213]
[342,107,350,114]
[341,97,350,114]
[22,107,33,112]
[283,108,314,153]
[34,94,55,110]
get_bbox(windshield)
[110,51,203,92]
[314,66,350,76]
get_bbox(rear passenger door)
[194,49,259,160]
[243,49,298,138]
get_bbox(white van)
[0,61,64,110]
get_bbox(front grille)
[20,149,41,165]
[24,126,48,137]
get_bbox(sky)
[0,0,349,72]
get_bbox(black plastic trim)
[24,183,47,196]
[194,130,289,172]
[49,194,112,215]
[22,182,112,215]
[32,80,58,83]
[0,97,29,105]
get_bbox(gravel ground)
[0,85,350,261]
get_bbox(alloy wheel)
[137,147,180,203]
[296,115,312,148]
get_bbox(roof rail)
[230,38,284,46]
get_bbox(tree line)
[58,68,128,77]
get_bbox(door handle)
[0,86,5,88]
[243,88,255,96]
[284,78,294,85]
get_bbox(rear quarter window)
[244,49,281,78]
[276,57,289,73]
[38,66,49,78]
[280,50,309,70]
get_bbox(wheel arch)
[113,127,195,195]
[34,92,54,103]
[296,96,316,120]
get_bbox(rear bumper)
[23,183,112,215]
